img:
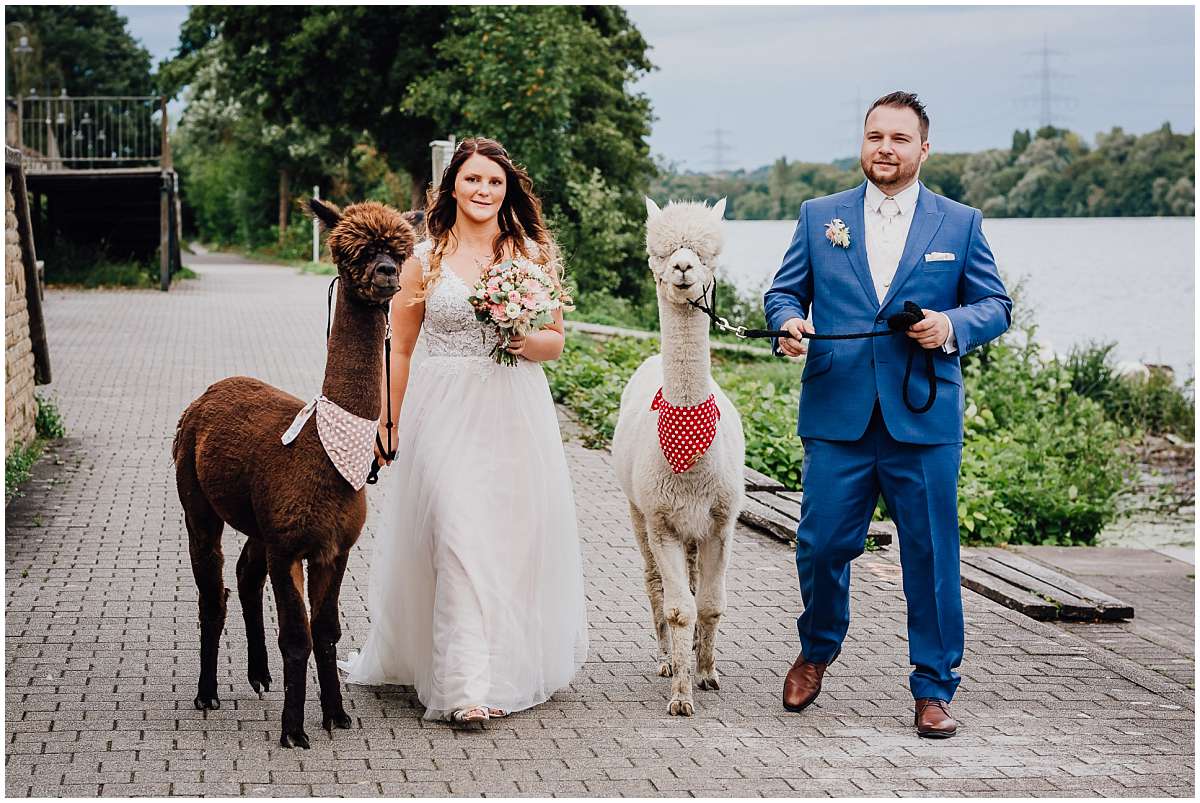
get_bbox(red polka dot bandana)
[650,388,721,474]
[281,395,379,491]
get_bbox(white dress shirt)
[864,179,957,353]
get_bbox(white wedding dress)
[339,239,588,720]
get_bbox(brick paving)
[5,252,1194,796]
[1012,546,1195,691]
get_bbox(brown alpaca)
[172,198,415,749]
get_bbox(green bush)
[1064,341,1194,439]
[35,394,65,440]
[40,237,161,289]
[546,335,659,448]
[957,327,1133,545]
[550,314,1138,545]
[5,441,41,505]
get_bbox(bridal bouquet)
[468,256,574,366]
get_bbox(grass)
[5,394,66,505]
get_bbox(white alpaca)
[611,197,746,716]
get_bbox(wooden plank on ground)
[961,550,1096,621]
[959,563,1059,621]
[976,548,1134,620]
[747,490,802,521]
[739,496,796,544]
[866,519,895,547]
[743,466,786,492]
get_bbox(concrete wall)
[6,169,37,450]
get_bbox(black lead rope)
[687,286,936,414]
[326,276,396,485]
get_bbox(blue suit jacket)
[764,181,1012,445]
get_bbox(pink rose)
[507,290,521,304]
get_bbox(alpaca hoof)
[697,671,720,691]
[668,697,695,717]
[280,729,311,749]
[323,710,353,733]
[249,673,272,696]
[657,659,673,677]
[193,694,220,711]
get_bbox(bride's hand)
[505,334,527,356]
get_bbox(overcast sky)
[118,3,1194,171]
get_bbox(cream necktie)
[880,196,901,230]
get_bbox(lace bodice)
[415,240,502,361]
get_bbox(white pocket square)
[924,252,956,262]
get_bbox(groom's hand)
[779,317,814,357]
[907,309,951,350]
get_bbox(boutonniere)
[824,218,850,248]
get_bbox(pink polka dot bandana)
[281,396,379,491]
[650,387,721,474]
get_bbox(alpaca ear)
[644,196,662,220]
[712,197,727,220]
[309,197,342,230]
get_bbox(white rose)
[505,302,521,318]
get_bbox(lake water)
[721,217,1196,381]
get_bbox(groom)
[763,92,1011,737]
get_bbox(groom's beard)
[861,155,920,192]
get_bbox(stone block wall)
[6,170,37,451]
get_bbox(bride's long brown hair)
[414,137,560,303]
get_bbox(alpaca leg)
[630,503,671,676]
[236,539,271,695]
[648,521,696,716]
[179,463,227,711]
[308,551,352,734]
[267,550,312,749]
[694,523,732,692]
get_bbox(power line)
[704,120,733,174]
[1021,33,1075,129]
[846,87,864,158]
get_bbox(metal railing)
[8,94,167,171]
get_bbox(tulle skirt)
[338,348,588,720]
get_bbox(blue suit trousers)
[796,403,963,701]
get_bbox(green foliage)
[1064,342,1195,439]
[550,300,1141,546]
[40,237,163,288]
[35,394,65,440]
[6,6,153,96]
[405,6,656,301]
[957,325,1133,545]
[5,441,41,506]
[545,335,659,448]
[5,394,65,505]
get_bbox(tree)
[162,6,449,209]
[404,6,656,299]
[5,6,152,97]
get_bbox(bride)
[339,137,588,723]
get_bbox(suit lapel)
[880,182,945,310]
[837,182,879,309]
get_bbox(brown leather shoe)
[914,698,957,738]
[782,654,832,712]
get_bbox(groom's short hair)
[866,92,929,142]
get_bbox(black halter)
[686,285,937,414]
[325,276,396,485]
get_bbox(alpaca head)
[644,197,727,306]
[309,199,417,305]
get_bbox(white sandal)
[449,705,489,723]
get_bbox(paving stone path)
[5,253,1193,796]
